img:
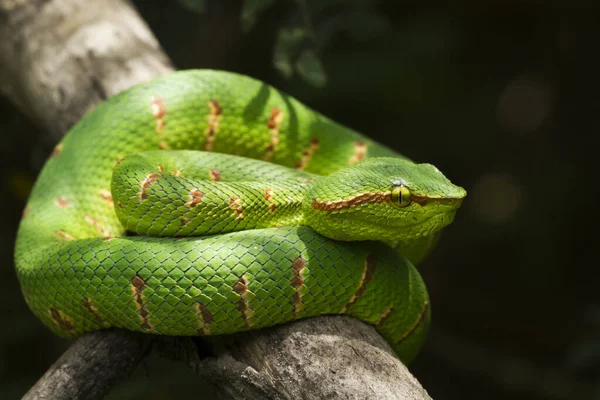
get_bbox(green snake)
[14,70,466,364]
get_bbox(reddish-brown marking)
[49,307,75,332]
[295,137,320,170]
[411,195,428,206]
[54,196,70,208]
[172,170,181,177]
[375,307,394,327]
[99,190,114,207]
[264,188,273,202]
[233,276,253,327]
[204,100,222,151]
[84,215,109,236]
[102,237,115,241]
[184,189,204,208]
[340,254,377,313]
[54,231,75,240]
[263,108,285,161]
[131,275,152,330]
[115,157,125,168]
[264,188,277,212]
[195,303,213,335]
[311,192,391,212]
[151,96,167,134]
[138,173,160,201]
[50,144,63,158]
[291,256,306,319]
[22,207,31,219]
[157,164,165,173]
[159,141,169,150]
[396,301,430,344]
[209,169,221,182]
[349,141,368,165]
[229,197,244,220]
[82,297,105,325]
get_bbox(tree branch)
[0,0,173,140]
[22,330,152,400]
[2,0,431,398]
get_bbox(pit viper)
[14,70,466,364]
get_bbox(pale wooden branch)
[1,0,431,398]
[0,0,173,140]
[158,316,432,399]
[22,330,152,400]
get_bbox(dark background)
[1,1,598,399]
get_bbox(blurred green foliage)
[1,1,598,399]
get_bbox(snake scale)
[14,70,466,364]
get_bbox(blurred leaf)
[241,0,277,33]
[295,49,327,87]
[176,0,206,13]
[273,27,307,79]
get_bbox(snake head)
[303,157,467,241]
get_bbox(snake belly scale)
[14,70,466,363]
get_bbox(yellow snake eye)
[391,185,412,207]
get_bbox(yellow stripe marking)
[209,169,221,182]
[291,256,306,319]
[49,307,75,332]
[263,108,284,161]
[50,144,63,158]
[204,100,222,151]
[99,190,114,207]
[312,191,391,212]
[295,137,320,170]
[233,275,254,327]
[54,231,75,240]
[194,303,213,335]
[264,188,277,212]
[185,189,204,208]
[375,307,393,326]
[82,297,106,326]
[340,255,376,313]
[349,141,368,165]
[229,197,244,220]
[54,196,70,208]
[151,96,167,134]
[138,173,160,201]
[396,301,430,344]
[84,215,109,236]
[131,276,153,331]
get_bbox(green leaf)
[295,49,327,87]
[241,0,277,33]
[176,0,206,13]
[273,27,307,78]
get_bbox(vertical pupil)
[393,186,402,204]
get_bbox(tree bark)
[0,0,173,140]
[22,330,153,400]
[1,0,431,399]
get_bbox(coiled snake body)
[15,70,465,363]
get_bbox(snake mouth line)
[334,210,457,239]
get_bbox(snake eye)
[391,185,412,207]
